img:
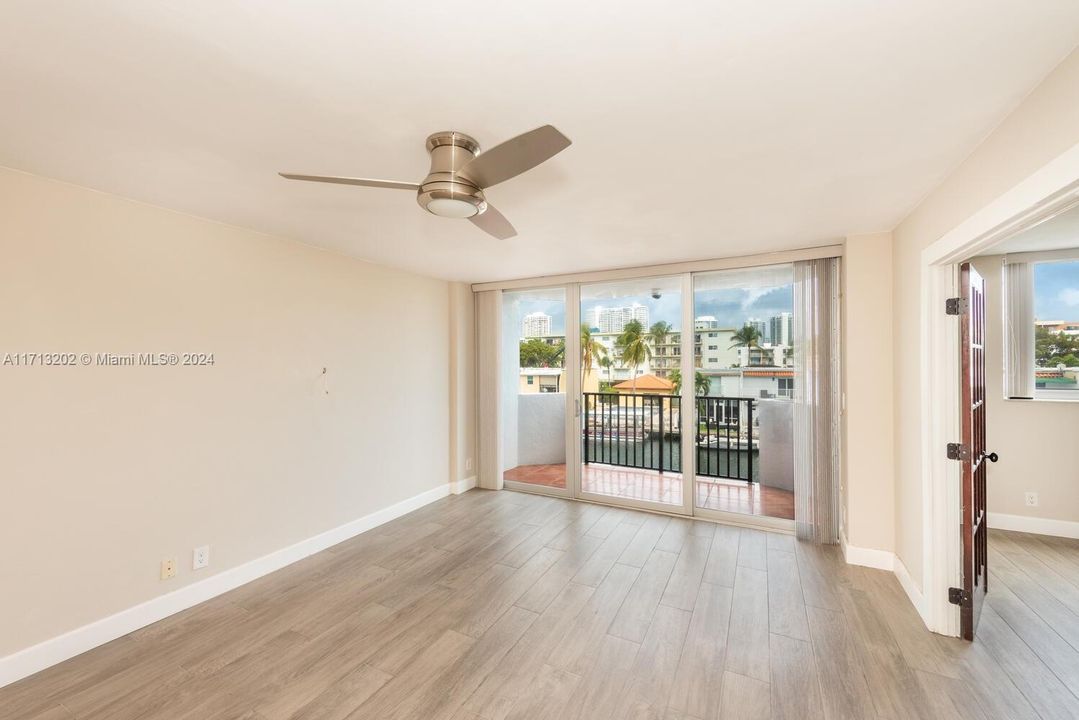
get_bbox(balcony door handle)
[986,452,999,463]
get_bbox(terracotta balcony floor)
[503,462,795,520]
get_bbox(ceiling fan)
[279,125,571,240]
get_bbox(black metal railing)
[581,392,759,482]
[695,397,756,482]
[582,392,680,473]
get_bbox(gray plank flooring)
[2,490,1078,720]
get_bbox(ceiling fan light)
[426,197,481,218]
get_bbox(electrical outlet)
[193,545,210,570]
[1025,492,1039,507]
[466,457,473,472]
[160,558,177,580]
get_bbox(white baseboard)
[840,531,894,570]
[0,483,451,689]
[892,556,928,623]
[989,511,1079,539]
[841,532,929,628]
[451,475,477,495]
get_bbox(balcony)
[503,392,794,520]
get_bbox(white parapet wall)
[757,399,794,492]
[517,392,567,466]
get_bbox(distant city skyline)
[593,303,649,333]
[521,311,552,337]
[512,283,794,336]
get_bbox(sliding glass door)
[577,275,692,513]
[493,263,812,531]
[500,287,573,496]
[692,265,796,525]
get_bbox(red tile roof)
[612,374,674,391]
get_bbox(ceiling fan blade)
[457,125,571,189]
[470,203,517,240]
[279,173,419,191]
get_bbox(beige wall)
[892,50,1079,588]
[970,255,1079,523]
[0,167,451,656]
[842,233,895,553]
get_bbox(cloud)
[741,288,772,310]
[1060,288,1079,307]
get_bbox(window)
[707,345,718,350]
[778,377,793,398]
[1005,258,1079,400]
[526,375,534,384]
[1033,259,1079,398]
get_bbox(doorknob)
[986,452,999,463]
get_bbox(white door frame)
[565,283,582,500]
[920,142,1079,635]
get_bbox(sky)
[510,283,793,336]
[508,258,1078,336]
[1034,260,1079,321]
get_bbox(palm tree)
[729,324,762,350]
[729,324,762,365]
[649,321,672,349]
[695,372,711,396]
[670,369,712,396]
[580,324,608,388]
[670,368,683,395]
[616,319,652,393]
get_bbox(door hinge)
[945,297,968,315]
[947,443,970,461]
[948,587,969,605]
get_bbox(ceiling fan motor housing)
[417,131,488,218]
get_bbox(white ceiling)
[982,202,1079,255]
[2,2,1078,282]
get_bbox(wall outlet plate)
[1025,492,1039,507]
[160,558,176,580]
[193,545,210,570]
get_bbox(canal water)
[583,437,759,483]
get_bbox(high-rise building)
[769,312,793,347]
[593,303,649,333]
[521,311,552,338]
[746,317,767,341]
[694,315,719,330]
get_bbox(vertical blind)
[1003,259,1035,399]
[792,258,842,544]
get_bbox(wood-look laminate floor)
[4,490,1078,720]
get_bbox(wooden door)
[959,262,988,640]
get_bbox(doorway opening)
[919,163,1079,638]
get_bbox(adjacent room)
[2,3,1079,719]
